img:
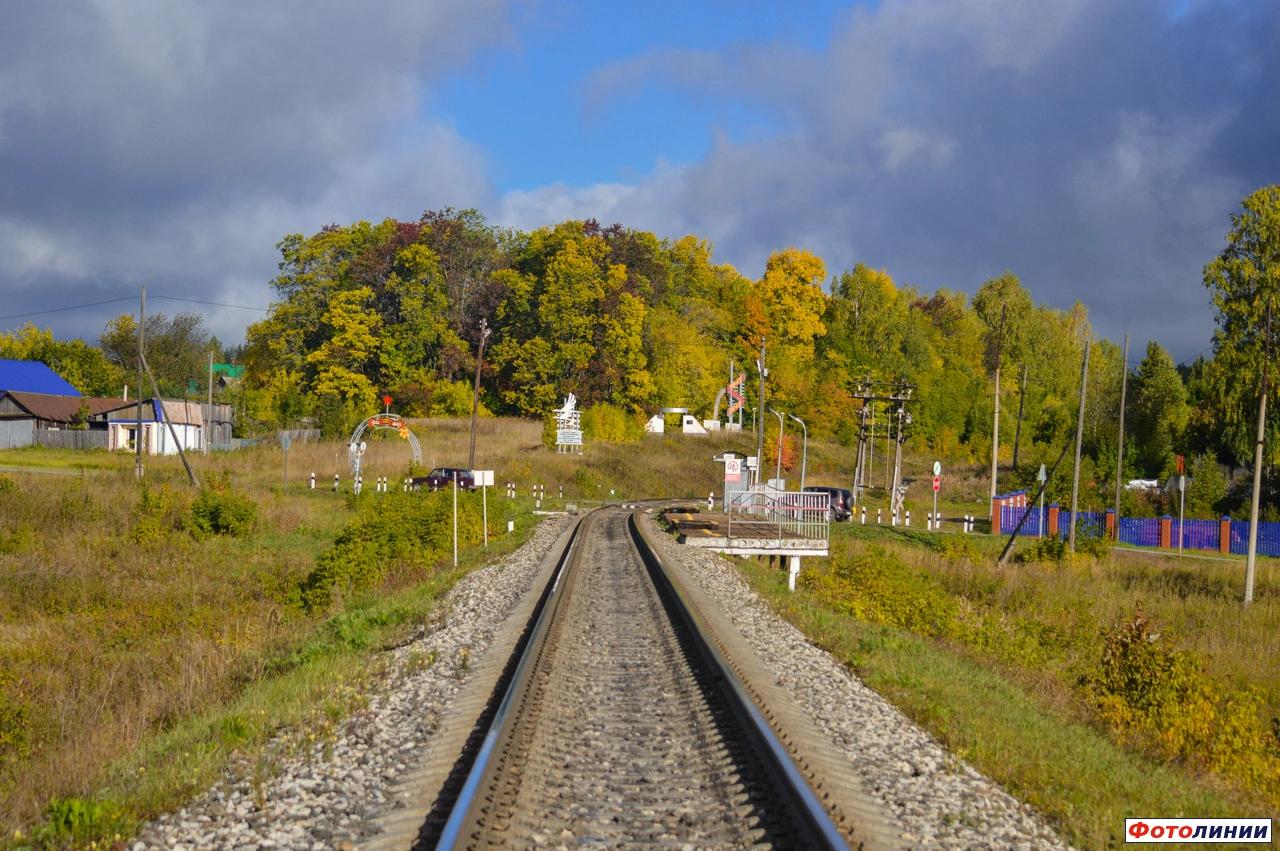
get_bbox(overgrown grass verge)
[0,457,538,850]
[740,560,1257,849]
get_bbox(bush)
[1015,534,1068,564]
[130,483,179,544]
[0,475,15,494]
[190,474,257,538]
[1082,613,1280,797]
[581,403,642,444]
[299,490,485,612]
[799,546,960,639]
[934,534,981,564]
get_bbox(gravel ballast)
[647,523,1072,851]
[132,515,571,851]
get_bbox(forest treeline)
[4,188,1278,516]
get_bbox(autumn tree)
[0,324,123,396]
[1204,184,1280,604]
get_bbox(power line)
[151,295,268,312]
[0,293,269,323]
[0,296,138,321]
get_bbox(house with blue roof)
[0,358,82,396]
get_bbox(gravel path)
[648,524,1072,851]
[132,516,571,851]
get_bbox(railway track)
[369,506,899,850]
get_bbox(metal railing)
[725,485,830,545]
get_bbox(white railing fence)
[725,485,830,543]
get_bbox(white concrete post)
[309,472,315,489]
[788,556,801,592]
[333,473,339,491]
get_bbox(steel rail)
[431,504,848,849]
[627,511,849,850]
[430,509,594,850]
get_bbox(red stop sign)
[932,475,941,492]
[382,395,392,407]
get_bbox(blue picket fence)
[998,507,1280,557]
[1061,510,1106,540]
[1119,517,1161,547]
[1177,519,1219,551]
[1228,520,1280,557]
[1000,504,1045,537]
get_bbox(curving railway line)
[365,506,900,850]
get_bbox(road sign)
[1037,463,1047,483]
[1179,474,1185,493]
[932,460,941,476]
[932,475,940,492]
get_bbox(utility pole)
[1068,339,1091,552]
[755,338,767,487]
[1012,363,1028,470]
[1244,301,1271,606]
[770,408,785,485]
[867,401,875,489]
[135,286,145,480]
[1114,333,1129,537]
[891,405,906,520]
[789,413,807,490]
[205,348,213,455]
[989,305,1007,503]
[467,318,490,471]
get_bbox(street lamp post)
[769,408,785,486]
[788,413,808,491]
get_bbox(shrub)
[799,546,960,639]
[33,797,126,847]
[130,483,178,544]
[191,476,257,538]
[580,403,642,444]
[298,490,484,612]
[934,534,981,564]
[0,475,15,494]
[1082,612,1280,798]
[1015,534,1068,564]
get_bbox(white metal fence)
[726,485,830,543]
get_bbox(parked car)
[803,485,854,521]
[411,467,477,491]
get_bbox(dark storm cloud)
[0,2,509,342]
[512,0,1279,361]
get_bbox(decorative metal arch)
[347,413,422,480]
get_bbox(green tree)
[1130,341,1188,477]
[1203,184,1280,604]
[0,324,123,396]
[1185,453,1227,518]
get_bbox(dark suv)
[411,467,476,491]
[803,486,853,521]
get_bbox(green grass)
[741,561,1254,849]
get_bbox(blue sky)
[432,1,851,189]
[0,1,1277,360]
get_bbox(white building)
[106,399,203,455]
